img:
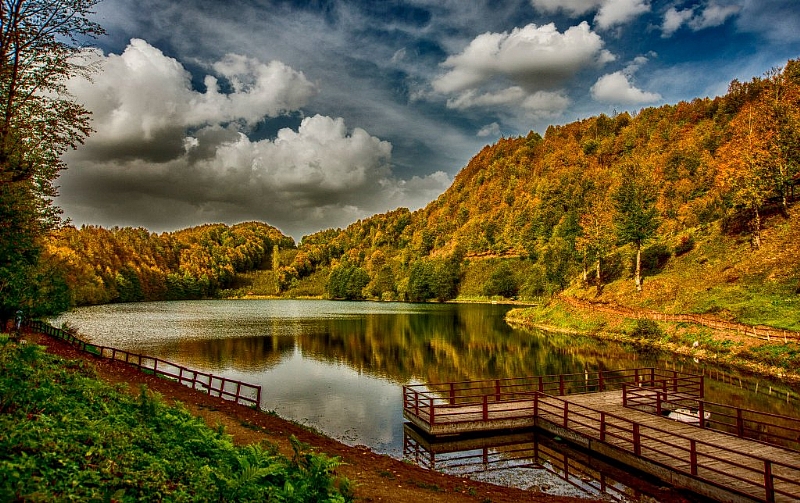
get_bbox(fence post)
[764,460,775,503]
[256,386,262,410]
[563,402,569,428]
[495,379,501,402]
[449,383,455,405]
[698,402,705,428]
[690,440,698,476]
[538,376,543,393]
[559,374,565,396]
[737,408,744,438]
[599,370,605,392]
[633,424,641,456]
[672,370,678,392]
[657,392,662,416]
[483,395,489,421]
[600,412,606,441]
[430,398,436,425]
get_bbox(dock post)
[698,402,705,428]
[633,424,641,456]
[736,408,744,437]
[600,412,606,441]
[482,395,488,421]
[764,460,775,502]
[690,440,697,476]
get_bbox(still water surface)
[52,300,800,499]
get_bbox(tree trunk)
[595,257,603,295]
[752,207,761,249]
[635,243,642,292]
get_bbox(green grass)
[0,338,352,502]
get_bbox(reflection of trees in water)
[159,334,295,372]
[294,305,657,384]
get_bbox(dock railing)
[624,381,800,452]
[535,392,800,503]
[403,368,701,430]
[27,320,262,408]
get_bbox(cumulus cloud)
[591,55,661,104]
[530,0,650,29]
[477,122,500,137]
[661,2,740,37]
[66,39,318,163]
[594,0,651,30]
[60,39,451,239]
[591,71,661,104]
[432,22,613,116]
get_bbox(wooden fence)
[27,320,262,408]
[535,393,800,503]
[561,296,800,343]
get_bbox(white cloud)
[477,122,501,137]
[594,0,651,30]
[591,71,661,104]
[433,22,612,116]
[59,39,453,239]
[530,0,604,16]
[66,39,318,162]
[662,7,695,37]
[661,2,740,37]
[530,0,649,29]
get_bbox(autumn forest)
[31,59,800,319]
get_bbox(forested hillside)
[39,222,293,311]
[40,60,800,322]
[271,60,800,308]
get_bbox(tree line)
[272,60,800,301]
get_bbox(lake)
[51,299,800,500]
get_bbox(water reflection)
[52,300,800,457]
[403,425,696,502]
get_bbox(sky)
[57,0,800,241]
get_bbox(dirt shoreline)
[26,330,593,503]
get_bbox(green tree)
[613,161,660,292]
[327,263,369,300]
[482,261,519,299]
[0,0,103,321]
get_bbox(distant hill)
[43,222,294,307]
[269,59,799,322]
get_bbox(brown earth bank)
[24,330,698,503]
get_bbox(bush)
[638,243,672,275]
[630,318,665,340]
[674,234,695,256]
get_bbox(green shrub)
[0,343,352,502]
[630,318,665,340]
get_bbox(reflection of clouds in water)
[248,349,403,455]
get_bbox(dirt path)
[27,331,596,503]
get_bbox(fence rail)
[536,393,800,503]
[403,368,703,429]
[561,296,800,343]
[624,382,800,452]
[27,320,262,408]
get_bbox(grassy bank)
[0,335,351,502]
[506,300,800,383]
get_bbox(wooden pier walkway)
[402,368,800,502]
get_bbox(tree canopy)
[0,0,103,322]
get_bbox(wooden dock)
[402,368,800,502]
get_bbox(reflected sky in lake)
[52,299,800,462]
